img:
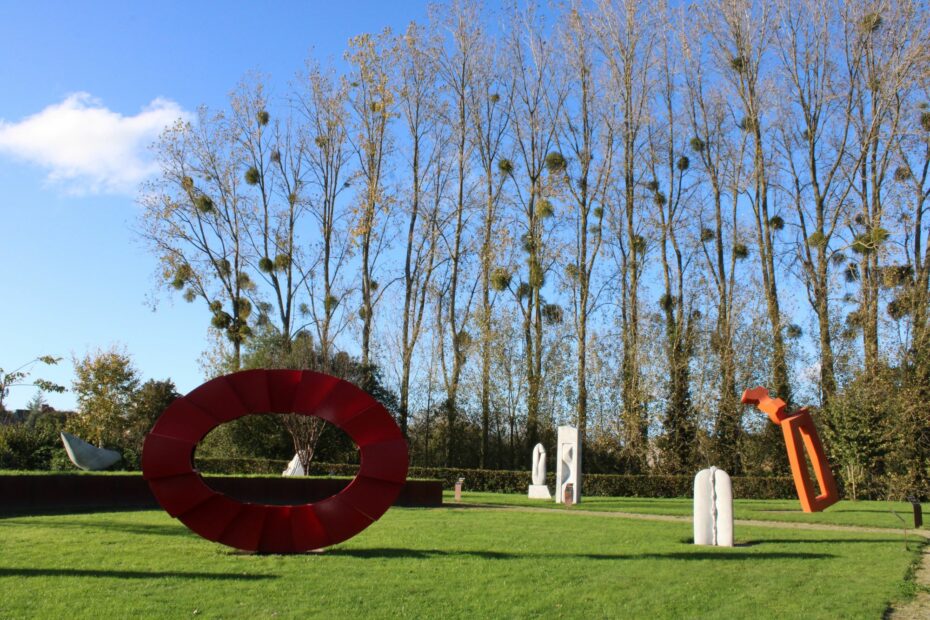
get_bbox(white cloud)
[0,93,190,195]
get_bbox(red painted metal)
[741,386,839,513]
[142,370,409,553]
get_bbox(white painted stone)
[693,466,734,547]
[555,426,581,504]
[60,432,121,471]
[528,443,551,499]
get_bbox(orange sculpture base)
[741,387,839,513]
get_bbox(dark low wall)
[0,474,442,515]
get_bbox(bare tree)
[142,109,255,369]
[433,1,481,465]
[556,3,615,455]
[773,0,857,405]
[844,1,924,374]
[894,60,930,364]
[650,4,698,474]
[681,18,749,473]
[469,7,511,468]
[395,22,445,437]
[597,0,656,471]
[345,30,396,382]
[295,60,354,368]
[502,2,565,453]
[231,79,307,344]
[701,0,792,405]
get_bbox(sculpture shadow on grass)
[327,547,834,561]
[1,518,194,539]
[0,506,158,520]
[0,568,276,580]
[326,548,515,560]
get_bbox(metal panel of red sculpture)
[141,369,409,553]
[741,386,839,513]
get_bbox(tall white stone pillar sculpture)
[527,443,551,499]
[693,466,734,547]
[555,426,580,504]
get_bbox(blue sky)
[0,0,430,410]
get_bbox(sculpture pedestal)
[528,484,551,500]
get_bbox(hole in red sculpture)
[193,414,360,504]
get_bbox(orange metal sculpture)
[741,387,839,513]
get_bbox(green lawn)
[0,503,923,619]
[452,492,929,530]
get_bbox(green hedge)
[196,457,291,475]
[195,458,797,499]
[0,424,66,470]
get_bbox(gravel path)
[451,503,930,538]
[887,544,930,619]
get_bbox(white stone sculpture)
[282,453,305,477]
[60,432,121,471]
[527,443,551,499]
[693,466,734,547]
[555,426,580,504]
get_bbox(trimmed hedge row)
[197,457,291,475]
[0,474,442,515]
[196,458,798,499]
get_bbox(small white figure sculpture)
[555,426,581,504]
[282,453,305,477]
[60,432,121,471]
[527,443,551,499]
[693,466,734,547]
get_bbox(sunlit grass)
[0,504,922,619]
[451,492,929,530]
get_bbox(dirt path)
[887,543,930,619]
[451,502,930,538]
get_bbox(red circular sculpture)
[142,369,409,553]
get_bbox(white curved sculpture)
[532,444,546,484]
[693,466,734,547]
[527,443,551,499]
[60,432,121,471]
[555,426,580,504]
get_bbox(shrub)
[0,424,60,470]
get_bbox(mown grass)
[452,492,928,530]
[0,504,922,619]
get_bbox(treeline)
[0,349,178,470]
[140,0,930,499]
